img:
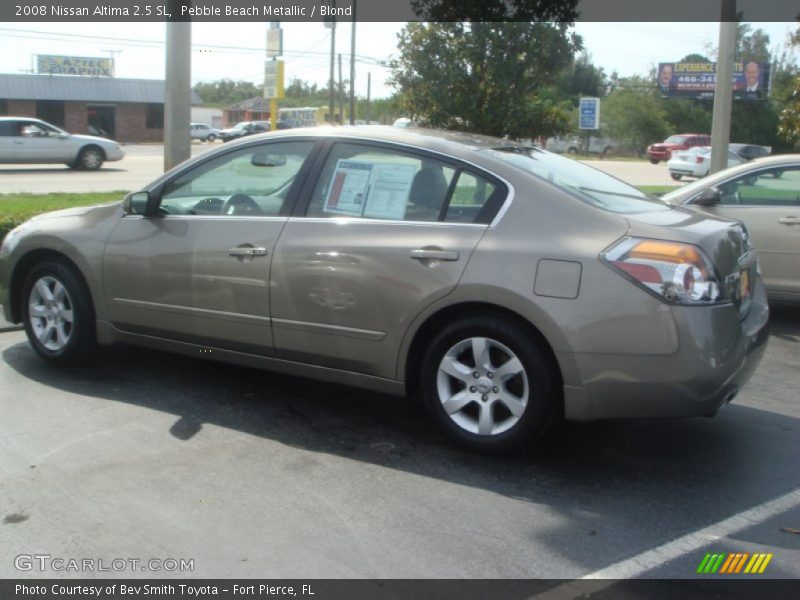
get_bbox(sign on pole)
[267,23,283,58]
[579,97,600,130]
[264,60,285,99]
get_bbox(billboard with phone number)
[657,61,770,100]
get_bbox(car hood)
[29,201,121,222]
[69,134,118,146]
[220,128,243,134]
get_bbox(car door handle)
[410,249,459,261]
[778,216,799,225]
[228,247,268,257]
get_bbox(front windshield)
[665,135,688,144]
[485,147,669,214]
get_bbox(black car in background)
[219,121,270,142]
[729,143,771,162]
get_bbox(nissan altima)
[0,127,769,452]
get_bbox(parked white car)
[667,146,745,180]
[190,122,220,142]
[0,117,124,170]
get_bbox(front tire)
[22,260,96,365]
[77,147,104,170]
[670,172,682,181]
[650,158,659,164]
[206,134,217,142]
[419,316,557,454]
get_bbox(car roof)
[0,116,45,121]
[227,125,522,152]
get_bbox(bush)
[0,192,127,244]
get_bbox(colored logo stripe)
[697,552,773,574]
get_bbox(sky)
[0,21,797,99]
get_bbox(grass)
[0,191,127,243]
[637,185,681,196]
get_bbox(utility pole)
[366,72,371,124]
[349,0,356,125]
[164,1,191,171]
[326,3,336,125]
[101,49,121,76]
[710,0,737,175]
[338,53,344,124]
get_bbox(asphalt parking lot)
[0,304,798,579]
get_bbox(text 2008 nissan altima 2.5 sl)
[0,127,769,453]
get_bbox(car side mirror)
[58,132,70,139]
[692,187,721,206]
[123,191,157,216]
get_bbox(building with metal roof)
[0,73,203,143]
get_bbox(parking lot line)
[581,487,800,579]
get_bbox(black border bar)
[2,579,800,600]
[3,0,800,22]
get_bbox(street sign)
[579,97,600,130]
[264,60,285,99]
[267,25,283,58]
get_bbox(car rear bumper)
[563,276,770,421]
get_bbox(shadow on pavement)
[2,304,798,571]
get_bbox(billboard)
[37,55,113,77]
[657,61,770,100]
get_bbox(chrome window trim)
[287,216,486,229]
[300,134,516,227]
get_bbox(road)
[0,305,798,579]
[0,144,679,193]
[0,144,217,194]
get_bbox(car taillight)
[602,237,723,305]
[696,156,705,164]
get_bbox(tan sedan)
[663,154,800,303]
[1,128,769,453]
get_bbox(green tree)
[603,79,670,156]
[389,22,580,139]
[778,26,800,147]
[193,80,262,106]
[554,52,607,104]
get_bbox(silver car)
[663,154,800,303]
[0,117,124,170]
[190,122,220,142]
[0,128,769,453]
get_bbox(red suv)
[647,134,710,164]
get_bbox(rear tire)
[21,260,96,365]
[650,158,659,165]
[419,316,557,454]
[670,173,682,181]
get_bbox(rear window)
[485,147,669,214]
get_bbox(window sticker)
[323,160,374,216]
[362,163,417,220]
